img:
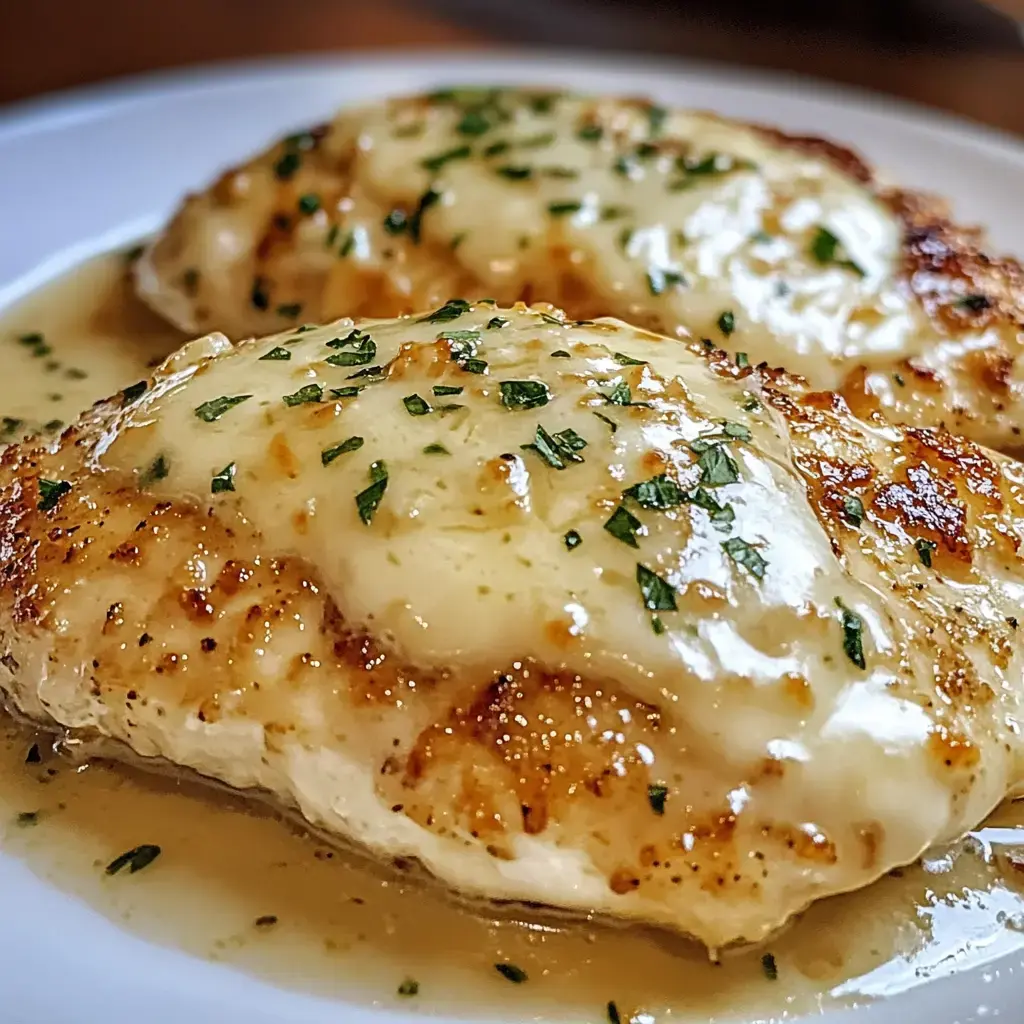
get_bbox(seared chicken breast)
[3,303,1024,950]
[136,88,1024,452]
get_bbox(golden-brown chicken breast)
[2,303,1023,950]
[136,88,1024,452]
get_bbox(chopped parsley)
[604,505,644,548]
[841,495,864,527]
[433,385,463,396]
[37,478,71,512]
[762,953,778,981]
[282,383,324,406]
[276,303,302,319]
[403,394,432,416]
[956,294,991,312]
[487,317,509,330]
[121,380,148,407]
[330,386,362,399]
[259,346,292,361]
[718,310,736,336]
[547,200,582,217]
[499,380,551,411]
[408,188,441,244]
[636,563,677,611]
[521,424,587,469]
[418,298,472,323]
[340,230,356,257]
[383,209,408,234]
[697,444,739,486]
[355,461,388,525]
[625,474,684,510]
[439,329,481,348]
[607,1001,622,1024]
[194,394,252,422]
[915,538,937,568]
[322,436,364,465]
[601,381,643,406]
[721,421,752,441]
[297,193,321,215]
[495,963,528,984]
[460,358,488,374]
[551,350,570,359]
[646,267,685,296]
[423,443,450,455]
[421,144,472,172]
[646,105,667,137]
[273,150,301,180]
[211,463,237,494]
[613,352,648,367]
[647,783,668,815]
[836,598,866,669]
[496,165,532,180]
[17,811,38,827]
[809,226,865,277]
[578,124,604,142]
[721,537,767,579]
[736,352,750,369]
[326,334,376,366]
[397,978,420,997]
[255,915,278,927]
[564,529,582,550]
[105,844,161,875]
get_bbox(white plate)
[1,51,1023,1024]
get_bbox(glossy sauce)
[3,252,1024,1021]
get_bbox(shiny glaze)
[137,88,1024,451]
[4,302,1024,950]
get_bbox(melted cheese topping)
[138,90,973,390]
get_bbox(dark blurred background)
[1,0,1023,133]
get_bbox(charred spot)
[179,588,214,622]
[873,463,970,561]
[200,637,217,652]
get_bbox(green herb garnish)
[139,454,170,486]
[915,538,937,568]
[809,226,865,277]
[548,200,582,217]
[326,335,376,366]
[841,495,864,527]
[194,394,252,422]
[578,124,603,142]
[721,537,767,579]
[422,145,472,172]
[718,310,736,336]
[564,529,582,550]
[625,474,684,509]
[356,461,388,525]
[37,479,71,512]
[495,963,528,984]
[521,424,586,469]
[607,1001,622,1024]
[836,598,866,669]
[16,811,38,827]
[121,380,148,407]
[697,444,739,486]
[397,978,420,997]
[432,385,464,396]
[259,346,292,361]
[500,380,551,411]
[106,844,162,875]
[636,563,677,611]
[487,317,509,330]
[282,383,324,406]
[419,298,472,324]
[297,193,321,215]
[211,463,237,493]
[403,394,432,416]
[646,267,685,295]
[423,443,450,455]
[322,436,364,465]
[604,505,644,548]
[276,303,302,319]
[647,783,668,815]
[762,953,778,981]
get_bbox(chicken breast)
[2,303,1023,950]
[136,88,1024,453]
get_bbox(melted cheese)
[7,304,1024,950]
[138,90,971,389]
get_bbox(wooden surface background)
[1,0,1023,137]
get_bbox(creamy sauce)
[3,251,1024,1020]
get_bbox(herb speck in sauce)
[356,461,389,525]
[37,478,71,512]
[499,380,551,411]
[835,598,866,669]
[647,783,668,815]
[105,844,161,875]
[322,436,364,466]
[211,463,237,494]
[194,394,252,422]
[283,383,324,406]
[495,963,528,984]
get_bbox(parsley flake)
[260,346,292,361]
[496,165,532,180]
[636,563,677,611]
[607,1001,622,1024]
[521,424,586,469]
[36,479,70,512]
[423,443,450,455]
[604,505,644,548]
[578,124,604,142]
[326,336,376,366]
[487,317,509,330]
[211,463,237,493]
[194,394,252,422]
[697,444,739,486]
[283,383,324,406]
[495,963,528,984]
[356,462,388,525]
[647,783,668,815]
[915,538,937,568]
[762,953,778,981]
[433,385,463,396]
[457,109,492,136]
[139,454,170,486]
[106,844,161,875]
[841,495,864,527]
[251,277,270,311]
[500,380,551,410]
[810,226,865,277]
[383,209,407,234]
[297,193,321,215]
[625,474,684,509]
[397,978,420,997]
[121,380,148,407]
[322,436,364,465]
[721,537,767,579]
[419,299,472,324]
[422,145,472,172]
[956,294,991,312]
[548,200,582,217]
[403,394,432,416]
[564,529,582,550]
[718,310,736,336]
[276,302,302,319]
[836,599,866,670]
[646,267,685,296]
